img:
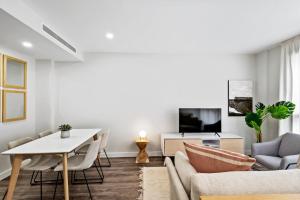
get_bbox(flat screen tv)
[179,108,221,134]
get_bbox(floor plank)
[0,157,164,200]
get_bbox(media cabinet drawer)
[164,139,203,156]
[220,138,244,154]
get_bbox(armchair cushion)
[280,154,300,169]
[255,155,281,170]
[278,133,300,157]
[251,137,281,157]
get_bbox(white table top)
[1,129,101,155]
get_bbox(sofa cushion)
[190,169,300,200]
[278,133,300,157]
[175,151,197,195]
[255,155,281,170]
[184,143,255,173]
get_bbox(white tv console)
[161,133,244,156]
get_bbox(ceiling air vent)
[42,24,76,53]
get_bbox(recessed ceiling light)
[105,32,114,40]
[22,41,33,48]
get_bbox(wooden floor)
[0,157,164,200]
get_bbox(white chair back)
[8,137,33,165]
[81,138,101,169]
[8,137,33,149]
[38,129,53,138]
[99,128,110,150]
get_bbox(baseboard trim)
[0,168,11,181]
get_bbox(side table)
[136,139,149,163]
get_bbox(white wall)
[54,53,256,155]
[35,60,56,132]
[0,50,273,179]
[0,46,36,179]
[255,47,281,141]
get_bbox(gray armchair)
[252,133,300,170]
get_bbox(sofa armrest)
[165,157,189,200]
[280,154,299,169]
[175,151,197,195]
[252,137,281,156]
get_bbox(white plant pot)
[61,130,70,138]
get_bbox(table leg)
[63,153,69,200]
[5,154,23,200]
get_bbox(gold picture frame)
[3,55,27,89]
[2,90,26,122]
[0,54,3,87]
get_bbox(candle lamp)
[138,130,147,141]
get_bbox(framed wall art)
[2,90,26,122]
[3,55,27,89]
[228,80,253,116]
[1,54,27,122]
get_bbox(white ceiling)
[24,0,300,54]
[0,9,81,61]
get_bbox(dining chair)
[2,137,61,200]
[30,129,56,185]
[53,138,102,200]
[77,128,111,167]
[38,129,53,138]
[99,129,111,167]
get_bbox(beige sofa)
[165,151,300,200]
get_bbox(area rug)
[138,167,170,200]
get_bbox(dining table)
[1,128,101,200]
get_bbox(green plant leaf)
[268,101,295,119]
[255,102,265,111]
[58,124,72,131]
[255,102,268,118]
[245,112,262,129]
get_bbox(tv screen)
[179,108,221,133]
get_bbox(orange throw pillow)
[184,142,256,173]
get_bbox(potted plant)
[245,101,295,143]
[59,124,72,138]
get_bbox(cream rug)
[138,167,170,200]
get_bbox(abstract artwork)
[228,80,253,116]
